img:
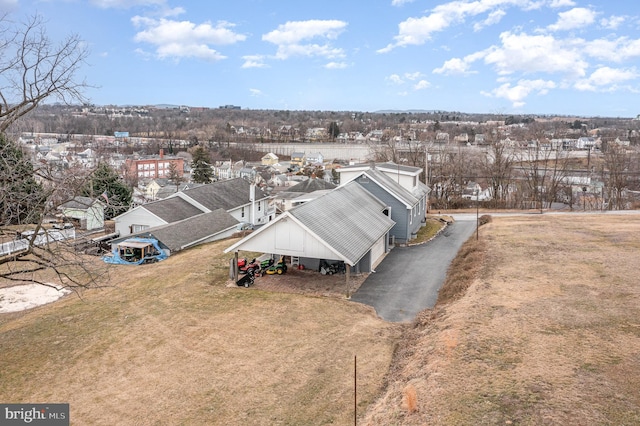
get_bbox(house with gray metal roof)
[337,161,430,243]
[111,209,239,257]
[225,181,395,274]
[339,168,426,244]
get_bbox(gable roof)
[176,178,267,211]
[348,169,419,208]
[142,196,205,223]
[60,196,103,210]
[287,178,337,193]
[226,182,395,265]
[115,209,238,252]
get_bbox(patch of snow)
[0,284,71,313]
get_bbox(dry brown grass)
[363,213,640,425]
[0,239,401,425]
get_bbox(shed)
[59,196,105,230]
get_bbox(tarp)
[102,237,167,265]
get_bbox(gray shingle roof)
[143,197,205,223]
[287,178,337,193]
[179,178,266,211]
[60,196,100,210]
[290,182,395,265]
[119,209,238,252]
[357,169,420,208]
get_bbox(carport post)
[345,265,351,298]
[233,251,239,282]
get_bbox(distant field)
[363,213,640,425]
[0,240,400,425]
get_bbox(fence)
[0,228,76,257]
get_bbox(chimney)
[369,160,376,170]
[159,148,164,159]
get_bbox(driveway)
[350,217,477,322]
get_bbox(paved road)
[350,218,477,322]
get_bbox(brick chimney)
[159,148,164,159]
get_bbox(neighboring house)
[225,181,395,274]
[341,168,427,244]
[114,178,274,238]
[290,152,306,168]
[59,196,105,231]
[110,209,238,258]
[305,152,324,165]
[272,178,337,212]
[338,162,430,239]
[261,152,279,166]
[462,182,491,201]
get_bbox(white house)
[59,196,105,231]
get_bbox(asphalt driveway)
[350,218,477,322]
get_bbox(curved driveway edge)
[350,218,477,322]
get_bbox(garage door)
[370,235,386,269]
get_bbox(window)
[132,224,148,233]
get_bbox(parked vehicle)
[264,257,287,275]
[320,260,345,275]
[237,258,260,275]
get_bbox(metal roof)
[178,178,267,211]
[353,169,420,208]
[115,209,238,252]
[288,181,395,265]
[143,197,205,223]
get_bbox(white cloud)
[474,9,506,31]
[483,31,588,77]
[241,55,268,69]
[263,20,346,45]
[574,67,639,91]
[548,0,575,7]
[91,0,166,8]
[582,37,640,62]
[404,71,425,81]
[262,20,348,61]
[378,0,546,52]
[391,0,416,6]
[325,62,348,69]
[600,15,626,30]
[414,80,431,90]
[249,88,263,97]
[132,17,246,61]
[387,74,404,85]
[434,58,470,75]
[547,7,596,32]
[483,79,556,107]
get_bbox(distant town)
[9,103,640,214]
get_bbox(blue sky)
[3,0,640,116]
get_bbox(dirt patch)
[230,266,369,298]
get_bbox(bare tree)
[0,13,89,132]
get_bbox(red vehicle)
[237,258,260,275]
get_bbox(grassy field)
[363,213,640,425]
[3,214,640,425]
[0,239,401,425]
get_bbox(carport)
[224,182,395,296]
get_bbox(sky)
[2,0,640,116]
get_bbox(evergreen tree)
[83,162,132,219]
[191,146,213,184]
[328,121,340,140]
[0,134,46,225]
